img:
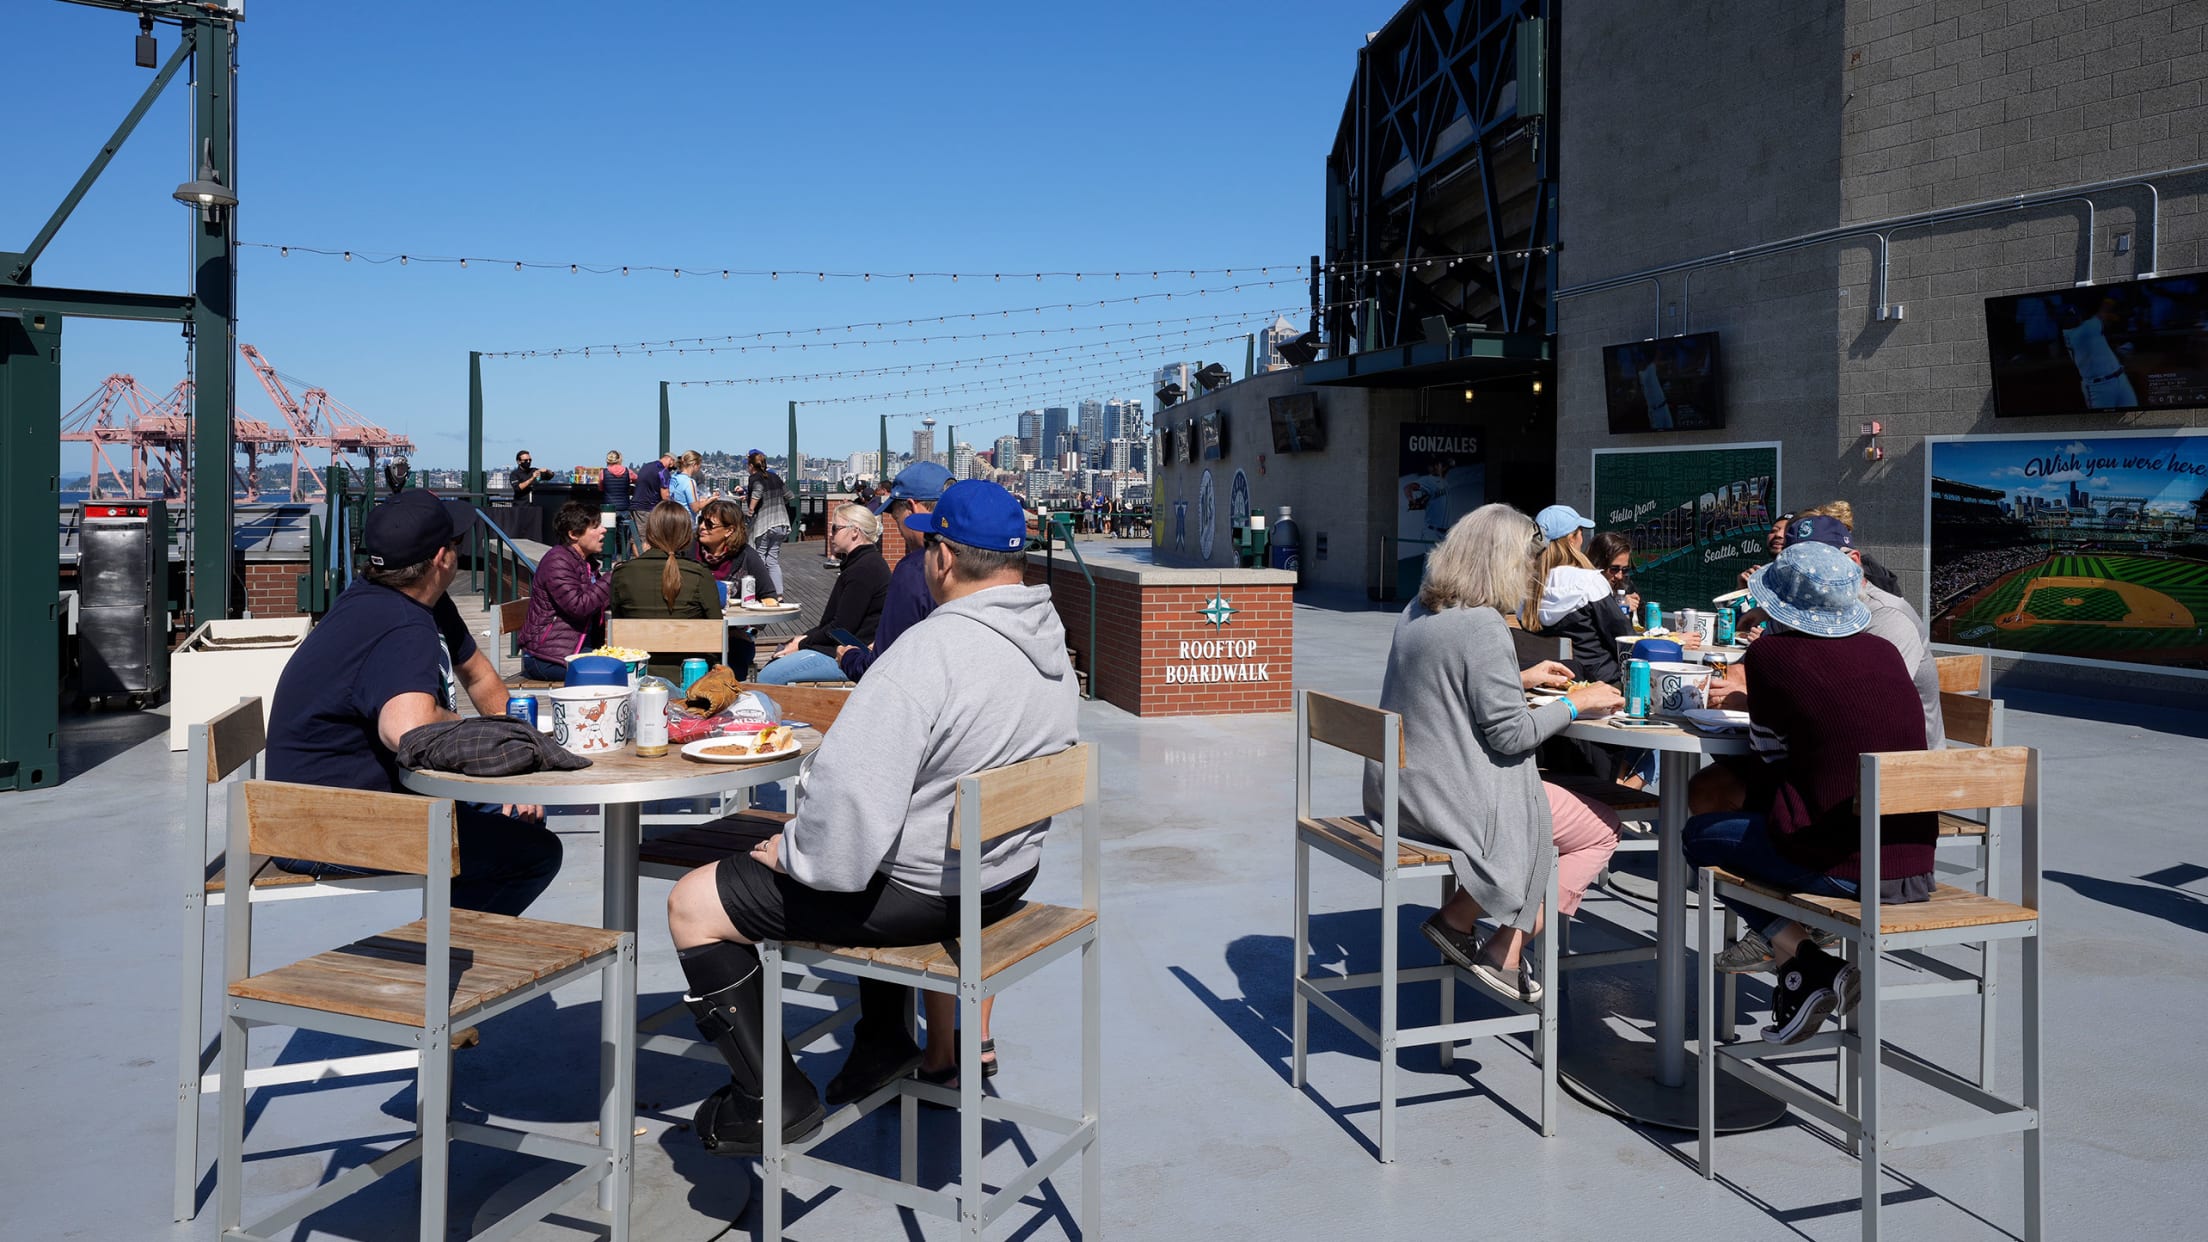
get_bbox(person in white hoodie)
[664,480,1080,1156]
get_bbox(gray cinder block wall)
[1556,0,2208,700]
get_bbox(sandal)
[980,1037,999,1079]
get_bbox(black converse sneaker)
[1761,944,1859,1046]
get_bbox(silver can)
[740,574,757,602]
[634,680,670,756]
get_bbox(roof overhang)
[1302,329,1552,389]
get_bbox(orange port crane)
[239,343,416,499]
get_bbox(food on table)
[700,725,795,758]
[589,645,651,663]
[758,596,781,607]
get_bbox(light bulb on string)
[400,255,408,265]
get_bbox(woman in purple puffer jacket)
[518,502,612,681]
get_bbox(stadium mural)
[1928,430,2208,673]
[1591,443,1781,612]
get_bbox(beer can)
[1643,599,1663,633]
[1626,659,1652,719]
[504,693,537,730]
[1715,604,1736,646]
[679,657,710,694]
[740,574,757,603]
[634,680,670,756]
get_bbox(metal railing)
[468,504,539,611]
[1042,513,1097,701]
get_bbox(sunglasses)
[1602,562,1631,577]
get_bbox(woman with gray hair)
[758,503,890,685]
[1363,503,1627,1004]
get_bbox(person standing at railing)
[743,449,792,596]
[600,450,634,558]
[518,502,612,682]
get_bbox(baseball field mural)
[1928,431,2208,671]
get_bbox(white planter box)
[168,617,313,751]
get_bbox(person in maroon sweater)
[1682,540,1936,1045]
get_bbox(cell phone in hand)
[829,628,866,649]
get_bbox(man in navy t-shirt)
[632,451,673,513]
[264,488,561,916]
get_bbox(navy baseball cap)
[904,480,1026,551]
[1786,514,1854,551]
[890,460,954,501]
[363,489,471,569]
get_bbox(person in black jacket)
[757,503,890,684]
[1525,507,1638,685]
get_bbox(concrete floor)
[5,587,2207,1240]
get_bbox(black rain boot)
[824,978,925,1107]
[684,974,826,1157]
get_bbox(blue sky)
[12,0,1400,474]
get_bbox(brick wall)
[1025,563,1293,716]
[243,559,307,618]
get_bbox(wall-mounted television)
[1199,411,1227,460]
[1602,331,1726,433]
[1176,418,1194,463]
[1985,273,2208,416]
[1268,392,1326,452]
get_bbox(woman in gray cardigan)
[1363,504,1626,1004]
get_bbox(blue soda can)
[1626,659,1652,719]
[1715,604,1736,646]
[1643,599,1663,632]
[679,658,710,694]
[504,693,538,730]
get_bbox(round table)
[723,603,805,666]
[402,735,814,1204]
[1559,716,1786,1132]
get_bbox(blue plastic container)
[563,655,628,688]
[1628,637,1684,666]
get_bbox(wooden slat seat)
[228,910,622,1027]
[1706,866,2034,934]
[1296,814,1453,868]
[791,902,1096,980]
[202,856,323,894]
[637,811,793,869]
[501,675,560,690]
[1938,811,1988,837]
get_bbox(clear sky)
[11,0,1402,474]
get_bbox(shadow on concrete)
[56,709,167,783]
[2047,869,2208,936]
[1995,687,2208,740]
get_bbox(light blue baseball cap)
[1535,504,1596,542]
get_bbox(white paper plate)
[1682,708,1751,731]
[681,737,801,764]
[737,601,800,612]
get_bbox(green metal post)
[879,414,889,484]
[1246,332,1256,379]
[467,350,484,500]
[0,313,61,790]
[786,399,799,529]
[187,15,238,622]
[658,382,671,458]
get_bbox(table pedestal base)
[1560,1042,1787,1132]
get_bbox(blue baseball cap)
[1535,504,1595,542]
[1786,514,1854,551]
[889,460,954,501]
[1747,541,1871,637]
[904,480,1027,551]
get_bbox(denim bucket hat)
[1746,541,1871,637]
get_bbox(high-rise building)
[1153,363,1201,405]
[952,441,977,479]
[1017,410,1043,460]
[911,424,937,467]
[994,435,1021,472]
[1106,397,1143,441]
[845,451,881,482]
[1108,438,1135,473]
[1257,316,1300,371]
[1075,398,1103,465]
[1042,408,1070,467]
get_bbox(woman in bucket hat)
[1679,541,1938,1045]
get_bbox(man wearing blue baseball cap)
[836,462,953,682]
[664,479,1078,1155]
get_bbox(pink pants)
[1545,782,1624,916]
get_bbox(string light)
[670,327,1257,388]
[235,241,1292,283]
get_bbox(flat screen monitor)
[1199,411,1226,460]
[1602,332,1725,433]
[1268,392,1325,452]
[1984,273,2208,416]
[1176,419,1194,463]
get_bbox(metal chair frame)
[758,745,1101,1240]
[1290,690,1559,1163]
[1695,746,2043,1242]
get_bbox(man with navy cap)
[835,461,952,682]
[664,480,1079,1156]
[264,489,560,916]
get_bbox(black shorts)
[714,836,1036,946]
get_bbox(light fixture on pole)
[1193,362,1231,393]
[172,141,236,219]
[1279,331,1322,366]
[1155,382,1184,408]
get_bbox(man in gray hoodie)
[665,480,1080,1155]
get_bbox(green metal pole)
[1246,332,1256,379]
[786,398,800,532]
[0,314,61,790]
[188,15,237,622]
[786,399,798,486]
[467,350,484,500]
[947,424,956,474]
[658,382,671,458]
[878,414,889,485]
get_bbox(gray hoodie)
[782,582,1079,895]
